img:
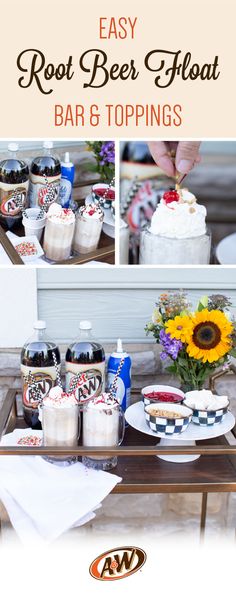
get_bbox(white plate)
[126,402,235,463]
[1,428,43,446]
[125,401,235,441]
[6,232,44,262]
[102,221,115,238]
[216,233,236,264]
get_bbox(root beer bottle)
[21,320,61,428]
[0,143,29,229]
[65,321,105,403]
[28,141,61,208]
[122,141,159,180]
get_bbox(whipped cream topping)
[150,188,207,239]
[79,204,104,220]
[43,386,78,408]
[87,392,119,410]
[184,389,229,411]
[46,203,75,224]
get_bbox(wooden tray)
[0,179,115,266]
[1,388,236,496]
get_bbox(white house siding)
[37,268,236,344]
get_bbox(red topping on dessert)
[88,208,96,216]
[163,190,179,205]
[94,188,115,200]
[145,391,183,403]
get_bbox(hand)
[147,141,201,178]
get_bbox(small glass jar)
[40,402,80,465]
[139,227,211,265]
[82,401,125,470]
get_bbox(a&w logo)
[70,369,102,404]
[89,546,146,581]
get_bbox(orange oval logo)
[89,546,146,581]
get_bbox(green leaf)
[197,295,208,311]
[180,309,189,317]
[165,365,177,374]
[177,358,189,368]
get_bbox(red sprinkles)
[145,391,183,403]
[15,242,37,257]
[17,435,42,446]
[94,188,115,200]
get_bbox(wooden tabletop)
[111,428,236,494]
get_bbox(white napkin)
[0,240,13,265]
[0,430,122,544]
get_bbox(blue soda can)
[107,339,131,412]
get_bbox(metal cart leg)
[200,493,208,540]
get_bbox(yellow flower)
[185,309,233,363]
[165,315,193,342]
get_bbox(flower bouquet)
[146,292,236,391]
[86,141,115,183]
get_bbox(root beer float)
[73,204,104,255]
[43,203,75,261]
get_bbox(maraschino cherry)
[163,190,179,205]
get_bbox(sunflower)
[185,309,233,363]
[165,315,193,342]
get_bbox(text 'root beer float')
[65,320,105,402]
[21,320,61,429]
[0,143,29,229]
[28,141,61,209]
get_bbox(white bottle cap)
[64,152,70,163]
[79,320,92,330]
[8,142,19,152]
[43,141,53,149]
[117,338,123,353]
[34,320,47,330]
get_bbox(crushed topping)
[17,435,42,446]
[15,242,37,256]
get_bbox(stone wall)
[0,345,236,541]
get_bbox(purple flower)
[99,141,115,166]
[159,329,183,360]
[160,352,168,361]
